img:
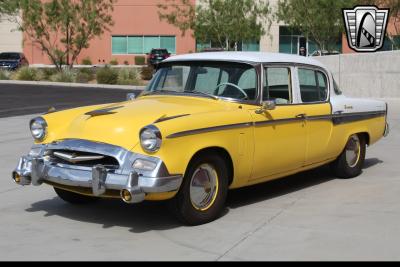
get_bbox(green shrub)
[78,68,94,79]
[81,57,92,65]
[96,66,118,84]
[109,58,119,65]
[117,68,142,85]
[75,72,92,83]
[141,66,154,81]
[135,56,146,65]
[49,69,76,83]
[15,67,39,81]
[0,70,10,80]
[38,68,57,81]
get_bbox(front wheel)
[169,154,229,225]
[54,187,99,204]
[330,134,366,179]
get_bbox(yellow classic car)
[13,52,389,225]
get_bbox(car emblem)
[343,6,389,52]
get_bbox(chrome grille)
[47,149,120,169]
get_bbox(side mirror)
[255,100,276,114]
[126,93,136,101]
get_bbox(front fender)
[132,108,255,188]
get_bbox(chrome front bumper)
[384,122,390,137]
[12,139,183,203]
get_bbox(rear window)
[152,49,168,55]
[0,53,20,60]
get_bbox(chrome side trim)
[166,111,386,138]
[166,122,253,139]
[254,117,303,126]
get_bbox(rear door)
[296,67,333,165]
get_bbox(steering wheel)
[214,82,248,100]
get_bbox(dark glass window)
[298,69,328,102]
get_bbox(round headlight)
[30,117,47,141]
[140,125,162,152]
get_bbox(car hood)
[44,95,232,150]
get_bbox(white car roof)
[164,52,326,69]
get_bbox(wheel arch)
[358,132,370,146]
[186,146,234,186]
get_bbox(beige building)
[260,0,282,53]
[0,15,22,53]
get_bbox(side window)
[317,72,327,100]
[298,68,328,102]
[263,67,291,104]
[238,68,257,100]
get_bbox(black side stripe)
[331,111,386,125]
[166,122,253,139]
[166,111,386,139]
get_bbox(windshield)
[0,53,20,60]
[145,62,258,101]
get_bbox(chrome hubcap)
[346,135,361,168]
[190,164,219,211]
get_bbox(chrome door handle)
[295,113,307,119]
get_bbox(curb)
[0,80,146,90]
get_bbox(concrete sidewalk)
[0,99,399,261]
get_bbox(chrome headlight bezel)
[139,125,162,153]
[29,117,47,141]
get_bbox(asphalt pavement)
[0,83,139,118]
[0,86,399,260]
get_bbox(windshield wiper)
[183,90,219,100]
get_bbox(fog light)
[132,159,157,171]
[121,189,132,202]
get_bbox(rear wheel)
[330,134,366,179]
[169,154,229,225]
[54,187,99,204]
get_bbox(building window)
[195,40,260,52]
[279,26,341,55]
[112,36,127,54]
[241,41,260,51]
[112,36,176,55]
[379,36,400,51]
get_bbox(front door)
[249,66,307,181]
